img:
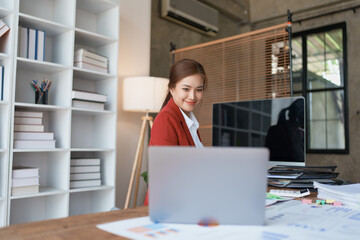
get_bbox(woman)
[144,59,208,205]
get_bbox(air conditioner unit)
[161,0,219,36]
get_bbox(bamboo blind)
[173,23,291,146]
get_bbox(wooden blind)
[173,23,291,146]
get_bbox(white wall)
[116,0,152,208]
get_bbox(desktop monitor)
[212,96,305,167]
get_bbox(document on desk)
[98,201,360,239]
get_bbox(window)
[292,23,348,153]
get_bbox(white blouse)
[179,108,204,148]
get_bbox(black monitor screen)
[212,97,305,163]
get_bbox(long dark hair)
[161,59,208,109]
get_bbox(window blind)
[173,23,291,146]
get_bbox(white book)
[70,179,101,188]
[14,124,44,132]
[72,100,105,110]
[15,111,43,118]
[12,176,40,187]
[0,19,10,38]
[14,140,56,149]
[71,90,107,103]
[74,61,108,73]
[75,49,108,65]
[70,166,100,173]
[28,28,36,59]
[11,185,39,196]
[18,26,28,58]
[12,166,39,178]
[74,54,108,69]
[36,29,45,61]
[14,132,54,140]
[71,158,101,166]
[14,117,42,125]
[0,65,3,101]
[70,172,101,181]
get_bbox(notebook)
[148,146,269,225]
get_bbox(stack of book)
[70,158,101,188]
[18,26,45,61]
[268,165,343,188]
[13,111,56,149]
[74,48,108,73]
[72,89,107,110]
[11,166,40,196]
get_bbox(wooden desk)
[0,206,148,240]
[0,189,318,240]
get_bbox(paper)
[98,201,360,239]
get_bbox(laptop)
[148,146,269,225]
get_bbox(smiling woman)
[144,59,208,205]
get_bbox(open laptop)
[148,146,269,225]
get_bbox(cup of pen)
[30,79,52,105]
[35,90,48,104]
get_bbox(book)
[28,28,36,59]
[14,124,44,132]
[0,65,3,101]
[12,166,39,178]
[70,172,101,181]
[74,49,108,66]
[15,111,43,118]
[14,140,56,149]
[74,53,108,69]
[14,132,54,140]
[74,61,108,73]
[11,185,39,196]
[18,26,28,58]
[72,90,107,103]
[70,166,100,173]
[14,117,43,125]
[0,19,10,38]
[71,158,101,166]
[36,29,45,61]
[12,176,40,187]
[70,179,101,188]
[72,100,105,110]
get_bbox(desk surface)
[0,189,319,240]
[0,206,148,240]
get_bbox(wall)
[116,0,152,208]
[150,0,250,78]
[248,0,360,182]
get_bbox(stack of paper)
[11,166,40,196]
[13,111,56,149]
[314,181,360,207]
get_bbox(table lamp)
[122,76,169,209]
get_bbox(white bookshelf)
[1,0,119,226]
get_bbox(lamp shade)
[122,76,169,113]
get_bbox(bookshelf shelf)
[18,13,71,36]
[10,188,67,200]
[69,185,114,193]
[1,0,119,227]
[75,28,117,48]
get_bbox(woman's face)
[170,74,204,116]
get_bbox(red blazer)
[143,97,201,205]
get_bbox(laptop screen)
[212,97,305,165]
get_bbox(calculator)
[269,188,310,198]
